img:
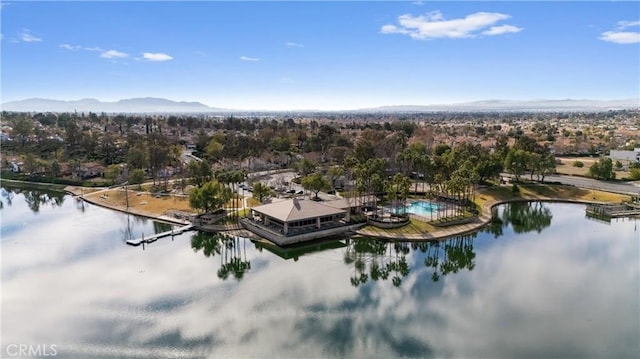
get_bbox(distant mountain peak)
[1,97,220,113]
[358,98,640,112]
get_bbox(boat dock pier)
[586,203,640,220]
[126,224,195,246]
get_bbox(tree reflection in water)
[485,201,553,238]
[1,187,13,208]
[152,221,172,234]
[344,234,476,287]
[1,186,66,213]
[190,202,551,287]
[191,232,252,281]
[418,234,476,282]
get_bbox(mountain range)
[0,97,222,113]
[359,98,640,112]
[1,97,638,113]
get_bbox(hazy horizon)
[3,96,639,113]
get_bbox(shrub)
[572,161,584,168]
[614,160,624,170]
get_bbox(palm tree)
[235,169,247,215]
[217,169,246,220]
[387,173,411,217]
[420,154,434,199]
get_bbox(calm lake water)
[1,185,639,358]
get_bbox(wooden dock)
[126,224,195,246]
[586,203,640,219]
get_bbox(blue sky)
[1,1,639,110]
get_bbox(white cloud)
[61,44,109,52]
[381,25,410,35]
[381,11,521,40]
[142,52,173,62]
[412,1,424,5]
[100,49,128,59]
[599,31,640,44]
[600,20,640,44]
[20,30,42,42]
[482,24,523,36]
[616,20,640,29]
[240,56,260,61]
[59,43,81,51]
[286,42,304,48]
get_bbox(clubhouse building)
[241,198,366,246]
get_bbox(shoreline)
[64,185,193,226]
[3,179,630,243]
[354,197,607,241]
[0,178,69,191]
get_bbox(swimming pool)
[392,201,440,216]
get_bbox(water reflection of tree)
[345,239,385,287]
[76,196,86,212]
[120,215,156,241]
[420,234,476,282]
[345,234,476,287]
[1,188,12,207]
[1,186,65,213]
[483,211,504,239]
[343,239,411,287]
[191,232,251,281]
[485,202,552,238]
[153,221,172,234]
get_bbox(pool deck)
[355,197,608,241]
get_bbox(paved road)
[542,174,640,195]
[181,149,202,164]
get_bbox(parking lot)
[239,170,342,201]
